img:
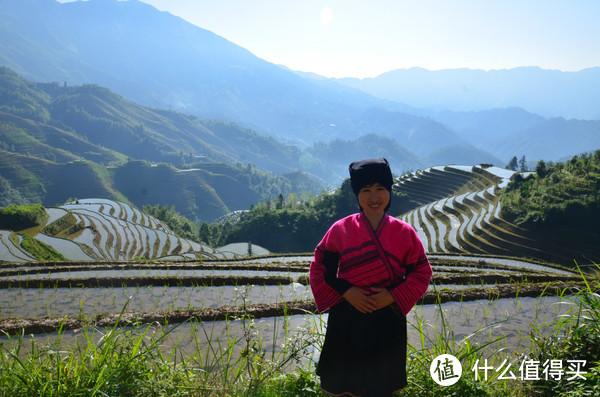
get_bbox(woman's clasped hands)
[342,286,395,313]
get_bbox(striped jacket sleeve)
[309,226,352,312]
[388,227,432,316]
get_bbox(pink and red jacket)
[309,213,432,316]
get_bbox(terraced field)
[0,223,584,381]
[2,164,592,266]
[0,166,595,395]
[0,198,266,262]
[0,165,590,334]
[396,165,595,267]
[0,253,579,334]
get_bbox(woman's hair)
[348,158,393,212]
[349,158,393,194]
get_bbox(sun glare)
[321,7,333,25]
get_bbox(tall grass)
[397,267,600,396]
[0,297,323,396]
[526,264,600,396]
[399,289,516,396]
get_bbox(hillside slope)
[0,67,332,220]
[0,198,251,262]
[396,164,599,267]
[0,67,303,173]
[0,0,448,147]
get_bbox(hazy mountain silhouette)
[0,0,435,147]
[339,67,600,120]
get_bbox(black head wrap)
[349,158,393,212]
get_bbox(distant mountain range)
[338,67,600,120]
[0,0,599,219]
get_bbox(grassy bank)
[1,270,599,396]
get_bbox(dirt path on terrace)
[0,281,589,335]
[0,272,577,290]
[0,275,294,288]
[0,262,309,276]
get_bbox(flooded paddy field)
[0,254,585,369]
[1,295,579,368]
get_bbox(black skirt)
[317,301,407,397]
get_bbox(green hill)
[0,67,329,221]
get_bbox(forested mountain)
[0,67,332,221]
[0,67,303,172]
[0,66,441,181]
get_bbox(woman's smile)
[357,182,390,221]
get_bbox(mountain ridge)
[338,66,600,120]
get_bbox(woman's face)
[357,182,390,218]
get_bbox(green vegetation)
[0,203,48,230]
[219,178,416,252]
[0,67,52,123]
[500,151,600,229]
[120,160,325,224]
[530,273,600,395]
[18,233,67,261]
[0,174,28,206]
[0,298,323,397]
[0,67,328,222]
[42,212,82,238]
[142,204,205,244]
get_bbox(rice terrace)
[1,160,599,396]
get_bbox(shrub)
[19,233,67,261]
[0,203,48,230]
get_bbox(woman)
[309,158,432,396]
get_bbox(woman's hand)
[370,287,395,310]
[342,286,377,313]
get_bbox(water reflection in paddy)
[0,283,313,318]
[3,295,579,368]
[163,295,573,360]
[0,281,502,319]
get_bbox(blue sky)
[65,0,600,79]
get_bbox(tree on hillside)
[506,156,519,171]
[519,155,528,171]
[219,178,415,252]
[500,150,600,229]
[536,159,547,178]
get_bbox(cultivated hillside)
[396,164,599,267]
[3,161,598,268]
[0,67,331,221]
[0,67,303,173]
[0,198,268,262]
